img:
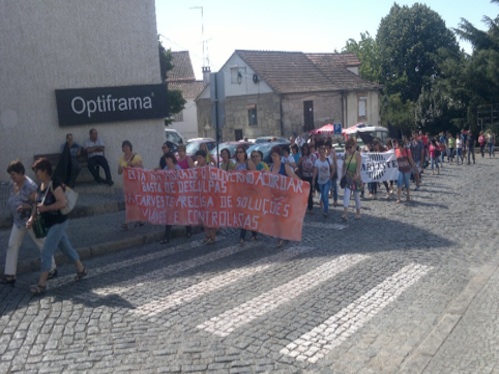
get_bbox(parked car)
[246,141,291,167]
[254,136,290,144]
[164,128,187,144]
[210,141,252,164]
[185,138,217,158]
[164,141,179,154]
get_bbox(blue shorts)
[397,171,411,189]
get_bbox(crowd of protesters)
[2,127,496,295]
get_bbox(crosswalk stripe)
[48,239,206,290]
[196,254,368,337]
[84,241,258,299]
[280,263,431,363]
[132,246,315,317]
[304,221,347,230]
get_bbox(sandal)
[354,214,361,220]
[276,239,285,248]
[121,223,128,231]
[341,215,348,222]
[134,222,145,227]
[75,267,87,282]
[206,238,216,245]
[30,284,46,295]
[159,238,170,244]
[202,236,210,243]
[239,239,245,246]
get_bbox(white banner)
[336,150,399,183]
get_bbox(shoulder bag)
[50,181,79,215]
[340,152,354,189]
[32,182,51,238]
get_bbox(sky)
[155,0,497,80]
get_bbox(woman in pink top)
[429,138,440,175]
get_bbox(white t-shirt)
[314,158,331,185]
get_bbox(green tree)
[343,32,381,83]
[446,0,499,132]
[158,39,186,126]
[376,3,460,132]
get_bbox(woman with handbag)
[27,158,86,295]
[0,160,57,286]
[341,138,362,221]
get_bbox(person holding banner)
[196,150,218,244]
[219,148,235,171]
[250,150,269,172]
[176,143,195,170]
[233,145,257,245]
[160,152,192,244]
[341,138,362,221]
[270,147,300,247]
[118,140,144,231]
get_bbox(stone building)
[196,50,381,141]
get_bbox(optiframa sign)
[55,84,168,126]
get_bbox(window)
[231,66,246,84]
[248,105,257,126]
[173,111,183,122]
[358,95,367,119]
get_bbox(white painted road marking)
[281,263,431,363]
[133,246,315,317]
[197,254,368,337]
[85,242,258,299]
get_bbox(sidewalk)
[0,187,192,276]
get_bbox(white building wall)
[171,98,199,140]
[0,0,163,185]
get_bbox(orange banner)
[123,167,310,241]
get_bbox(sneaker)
[414,185,420,191]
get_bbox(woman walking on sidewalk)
[341,138,362,221]
[1,160,57,286]
[27,158,86,295]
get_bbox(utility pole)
[190,6,210,68]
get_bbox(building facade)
[196,50,381,141]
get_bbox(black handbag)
[340,175,348,189]
[32,181,51,238]
[32,213,47,238]
[340,152,354,189]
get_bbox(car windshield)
[186,142,201,154]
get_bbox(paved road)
[1,157,498,373]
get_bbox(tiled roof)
[234,50,380,94]
[305,53,380,90]
[167,51,195,82]
[168,81,205,99]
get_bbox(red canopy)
[309,124,336,135]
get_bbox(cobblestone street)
[1,157,498,373]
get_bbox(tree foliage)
[158,39,186,126]
[343,1,499,135]
[343,32,381,83]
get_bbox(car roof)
[187,137,216,143]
